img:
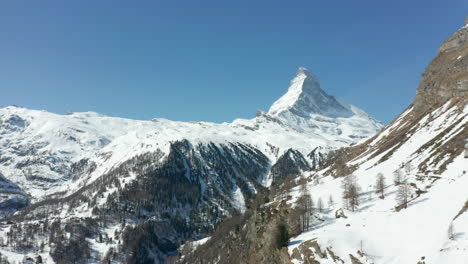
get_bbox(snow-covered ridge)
[0,68,381,204]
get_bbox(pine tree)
[375,173,386,199]
[275,223,289,249]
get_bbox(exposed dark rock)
[270,149,310,184]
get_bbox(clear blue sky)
[1,0,467,124]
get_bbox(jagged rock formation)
[270,149,310,184]
[307,146,327,171]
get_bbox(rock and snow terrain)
[268,67,380,140]
[285,19,468,264]
[0,68,381,263]
[287,101,467,264]
[175,17,468,264]
[288,157,467,264]
[176,99,468,264]
[0,67,381,204]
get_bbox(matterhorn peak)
[268,67,352,118]
[296,67,316,77]
[291,67,321,94]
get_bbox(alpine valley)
[0,16,466,264]
[0,64,381,263]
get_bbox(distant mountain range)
[0,66,381,263]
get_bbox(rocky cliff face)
[413,18,468,112]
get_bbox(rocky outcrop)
[413,17,468,113]
[270,149,310,184]
[307,147,327,171]
[173,198,297,264]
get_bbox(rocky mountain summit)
[269,67,353,118]
[266,68,381,140]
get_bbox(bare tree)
[310,195,315,214]
[341,174,361,212]
[328,195,334,207]
[448,222,455,240]
[396,182,411,209]
[297,184,313,232]
[317,197,323,213]
[375,173,386,199]
[393,168,404,186]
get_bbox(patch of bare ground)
[417,103,467,174]
[454,200,468,220]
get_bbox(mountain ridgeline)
[0,67,381,263]
[1,16,466,264]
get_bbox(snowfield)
[289,155,467,264]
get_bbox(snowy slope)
[285,100,467,264]
[285,19,468,264]
[288,149,467,264]
[284,73,467,264]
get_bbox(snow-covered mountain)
[268,67,381,141]
[0,68,381,263]
[176,17,468,264]
[0,68,380,202]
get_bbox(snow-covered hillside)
[287,101,467,264]
[0,68,382,263]
[284,19,468,264]
[289,163,467,264]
